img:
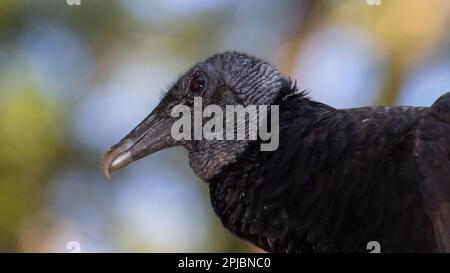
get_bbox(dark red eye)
[189,74,205,92]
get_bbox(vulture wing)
[414,92,450,252]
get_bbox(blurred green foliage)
[0,88,63,249]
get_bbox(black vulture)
[102,52,450,253]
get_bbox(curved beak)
[102,139,134,179]
[102,99,177,179]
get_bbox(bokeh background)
[0,0,449,252]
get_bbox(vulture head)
[103,52,287,180]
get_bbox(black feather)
[209,93,445,252]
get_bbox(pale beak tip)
[104,167,112,180]
[102,140,134,180]
[102,152,113,180]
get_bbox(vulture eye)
[189,74,206,93]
